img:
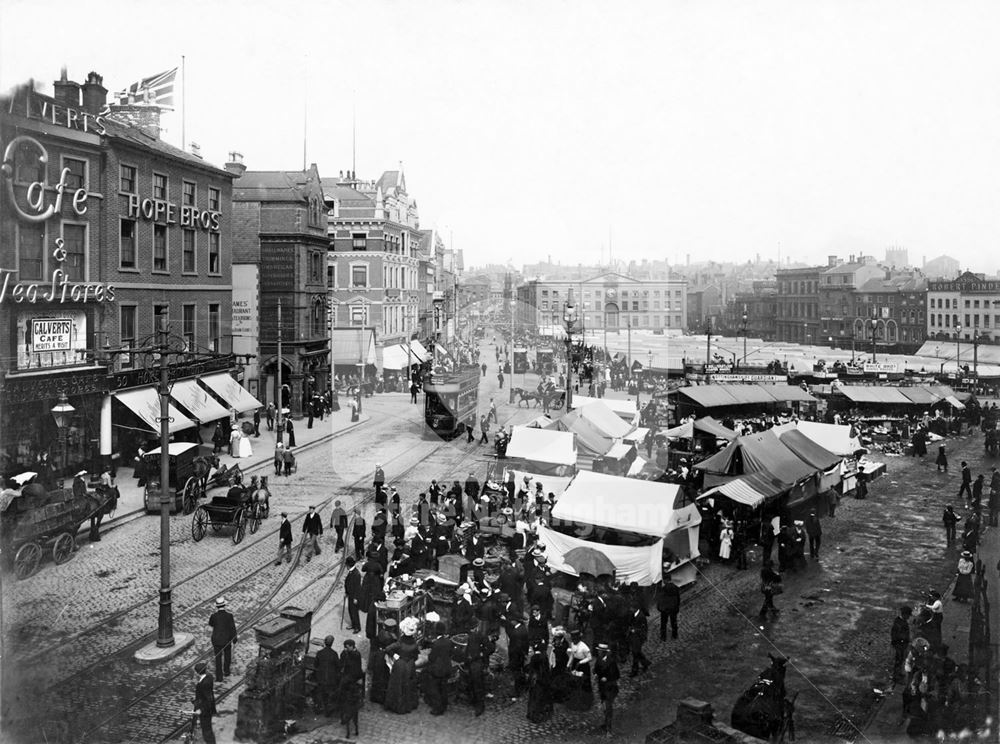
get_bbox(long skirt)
[369,652,391,704]
[954,572,974,601]
[564,663,593,711]
[526,675,553,722]
[384,658,419,713]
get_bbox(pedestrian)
[409,381,419,404]
[344,557,362,633]
[302,505,323,561]
[628,606,650,676]
[594,642,620,736]
[212,422,226,454]
[339,639,363,739]
[489,398,498,424]
[424,622,453,715]
[191,661,217,744]
[373,464,385,502]
[330,500,347,552]
[953,551,975,602]
[208,597,237,681]
[465,628,490,717]
[942,505,960,545]
[466,415,476,443]
[282,446,295,477]
[252,408,261,437]
[314,635,341,716]
[307,400,315,429]
[758,559,782,617]
[936,444,948,473]
[352,509,366,559]
[383,616,420,713]
[274,442,284,476]
[656,579,680,641]
[805,510,822,559]
[526,641,554,723]
[565,629,593,711]
[890,606,911,682]
[285,417,296,448]
[275,512,292,565]
[497,370,505,389]
[265,403,275,431]
[990,480,1000,527]
[480,415,490,444]
[958,461,972,500]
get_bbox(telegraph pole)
[276,298,284,445]
[156,316,174,648]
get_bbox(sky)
[3,0,1000,274]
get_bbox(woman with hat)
[369,618,397,705]
[565,629,593,711]
[953,552,975,602]
[383,616,421,714]
[549,627,571,703]
[526,639,554,723]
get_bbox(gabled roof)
[857,275,927,293]
[580,271,644,285]
[102,118,232,176]
[375,170,405,196]
[233,169,318,202]
[694,429,818,487]
[822,262,871,275]
[320,179,375,206]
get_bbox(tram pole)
[156,316,175,647]
[276,298,284,445]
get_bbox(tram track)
[72,427,493,744]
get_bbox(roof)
[675,385,778,408]
[507,469,573,497]
[551,411,614,457]
[102,118,232,176]
[773,421,863,457]
[699,477,768,508]
[776,429,841,470]
[835,386,913,405]
[571,395,639,421]
[320,179,376,207]
[574,401,633,438]
[662,416,737,441]
[857,275,927,293]
[233,170,314,201]
[551,471,696,537]
[821,261,870,275]
[506,426,577,466]
[897,386,941,405]
[761,385,817,404]
[694,429,818,487]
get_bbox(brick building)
[1,69,238,479]
[854,273,927,354]
[230,160,330,415]
[927,271,1000,345]
[816,256,884,345]
[774,265,823,344]
[724,281,778,340]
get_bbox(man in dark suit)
[275,512,293,565]
[507,618,529,699]
[425,624,453,715]
[302,505,323,561]
[192,661,217,744]
[656,579,680,641]
[465,629,490,717]
[208,597,238,681]
[314,635,341,715]
[373,464,385,502]
[352,509,366,560]
[344,557,362,633]
[329,500,348,552]
[339,639,363,738]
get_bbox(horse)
[731,654,796,743]
[249,475,271,518]
[192,454,220,492]
[512,387,542,408]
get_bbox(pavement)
[103,405,371,526]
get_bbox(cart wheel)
[14,542,42,579]
[182,477,202,515]
[192,507,209,541]
[233,509,247,545]
[552,398,565,410]
[52,532,75,565]
[248,504,262,535]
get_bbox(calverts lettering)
[0,267,116,304]
[2,136,89,222]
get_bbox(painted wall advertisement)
[17,311,88,369]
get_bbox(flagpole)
[302,54,308,171]
[181,55,186,150]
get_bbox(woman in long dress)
[719,522,733,561]
[549,627,570,704]
[369,619,397,704]
[526,643,553,722]
[383,617,420,713]
[564,629,593,711]
[953,551,975,601]
[237,431,253,459]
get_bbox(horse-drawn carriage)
[143,442,244,515]
[2,481,116,579]
[191,475,270,545]
[511,386,566,411]
[731,654,797,742]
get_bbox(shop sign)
[231,273,258,337]
[126,193,221,232]
[12,89,108,135]
[710,373,787,383]
[862,362,900,374]
[17,311,88,369]
[2,135,116,304]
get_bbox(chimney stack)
[81,71,107,114]
[189,142,202,159]
[53,67,81,108]
[828,255,837,267]
[225,151,246,176]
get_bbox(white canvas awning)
[169,378,229,422]
[771,421,863,457]
[408,340,429,361]
[698,478,768,508]
[506,426,577,467]
[331,328,376,365]
[506,469,573,498]
[571,395,639,423]
[537,525,664,586]
[623,427,649,444]
[114,386,195,433]
[381,344,411,370]
[551,470,701,537]
[198,373,262,414]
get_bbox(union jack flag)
[114,67,177,108]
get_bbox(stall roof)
[574,401,633,438]
[835,385,912,405]
[897,386,941,405]
[774,421,863,457]
[506,426,577,466]
[662,416,738,441]
[761,385,817,404]
[506,469,573,497]
[674,386,740,408]
[571,395,639,421]
[694,429,818,486]
[698,478,768,508]
[605,442,634,460]
[551,411,614,457]
[776,429,841,471]
[551,471,693,537]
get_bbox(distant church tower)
[885,245,908,269]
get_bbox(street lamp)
[870,318,878,362]
[739,312,749,369]
[50,391,75,484]
[956,324,962,375]
[563,298,578,411]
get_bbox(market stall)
[536,524,664,585]
[505,426,577,476]
[550,471,701,586]
[570,395,640,424]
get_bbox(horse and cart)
[731,654,797,742]
[511,386,566,411]
[2,478,117,580]
[141,442,246,515]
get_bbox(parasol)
[562,546,616,577]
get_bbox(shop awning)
[536,525,664,586]
[331,328,376,365]
[381,344,411,370]
[198,373,262,414]
[897,386,941,406]
[944,395,966,410]
[773,421,863,457]
[835,386,912,405]
[623,427,650,444]
[114,386,195,434]
[761,385,816,404]
[698,478,768,508]
[674,386,740,408]
[506,426,577,466]
[405,340,428,362]
[169,378,230,423]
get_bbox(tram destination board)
[423,367,481,438]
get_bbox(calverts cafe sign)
[1,135,116,304]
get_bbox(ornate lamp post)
[563,297,578,411]
[50,391,75,485]
[739,312,749,369]
[870,318,879,363]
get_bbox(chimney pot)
[81,71,107,114]
[53,70,81,108]
[225,151,246,176]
